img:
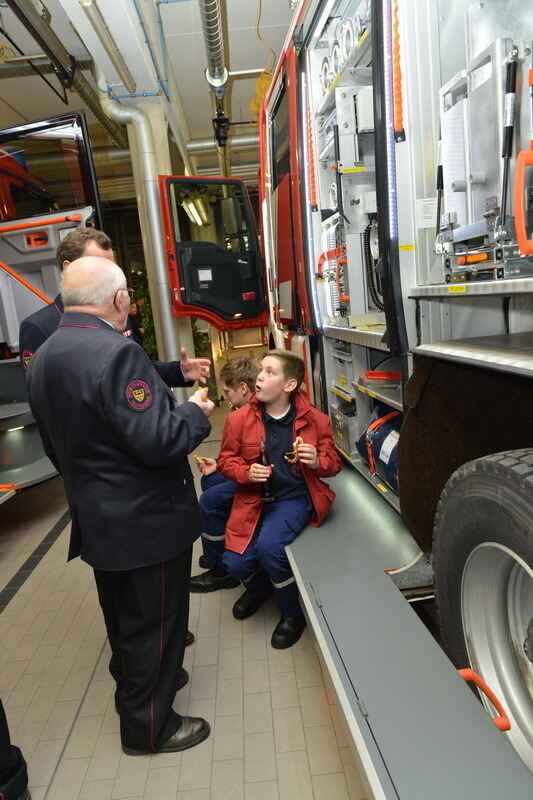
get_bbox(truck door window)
[0,112,100,224]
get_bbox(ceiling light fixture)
[78,0,136,94]
[183,200,203,226]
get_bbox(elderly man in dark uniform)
[20,227,208,648]
[27,255,213,755]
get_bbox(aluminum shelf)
[324,324,389,351]
[329,385,355,403]
[0,456,57,490]
[0,489,15,505]
[353,380,403,411]
[412,331,533,378]
[0,402,29,420]
[409,276,533,298]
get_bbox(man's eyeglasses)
[121,287,135,299]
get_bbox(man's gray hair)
[61,260,126,307]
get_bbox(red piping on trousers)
[150,562,166,751]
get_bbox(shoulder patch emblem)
[21,350,34,369]
[125,379,153,411]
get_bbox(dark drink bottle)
[259,441,274,502]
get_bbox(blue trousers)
[199,472,236,567]
[223,494,313,618]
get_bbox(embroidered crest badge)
[21,350,34,370]
[125,379,153,411]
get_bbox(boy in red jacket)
[217,349,342,648]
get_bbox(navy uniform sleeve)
[26,364,60,472]
[152,360,194,388]
[100,344,210,468]
[19,317,47,372]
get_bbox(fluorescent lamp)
[183,200,203,226]
[78,0,136,94]
[7,426,24,432]
[313,0,336,41]
[193,198,209,225]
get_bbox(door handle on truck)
[458,668,511,731]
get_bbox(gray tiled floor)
[1,408,368,800]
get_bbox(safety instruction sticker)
[416,197,438,229]
[379,429,399,465]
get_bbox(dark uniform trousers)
[0,699,28,799]
[94,548,192,751]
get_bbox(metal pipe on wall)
[96,68,183,381]
[187,134,259,154]
[3,0,128,149]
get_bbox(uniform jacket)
[217,390,342,554]
[19,295,191,388]
[27,311,211,571]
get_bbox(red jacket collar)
[248,389,312,421]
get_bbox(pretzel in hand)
[284,436,303,463]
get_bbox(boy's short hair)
[264,349,305,390]
[57,228,112,267]
[219,358,259,393]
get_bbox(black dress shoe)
[198,554,210,569]
[190,569,239,593]
[271,615,307,649]
[232,588,272,620]
[115,669,188,713]
[122,716,210,755]
[186,630,195,646]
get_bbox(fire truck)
[0,0,531,783]
[159,0,533,777]
[254,0,533,775]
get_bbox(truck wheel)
[433,450,533,770]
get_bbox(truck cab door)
[0,111,101,351]
[0,111,101,499]
[159,176,268,331]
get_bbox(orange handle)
[0,260,52,304]
[458,668,511,731]
[0,213,82,235]
[513,150,533,256]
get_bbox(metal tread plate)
[287,471,533,798]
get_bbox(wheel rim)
[462,542,533,771]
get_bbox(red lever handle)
[513,150,533,256]
[458,668,511,731]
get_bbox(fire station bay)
[0,2,532,799]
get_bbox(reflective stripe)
[271,575,296,589]
[201,532,226,542]
[243,567,263,585]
